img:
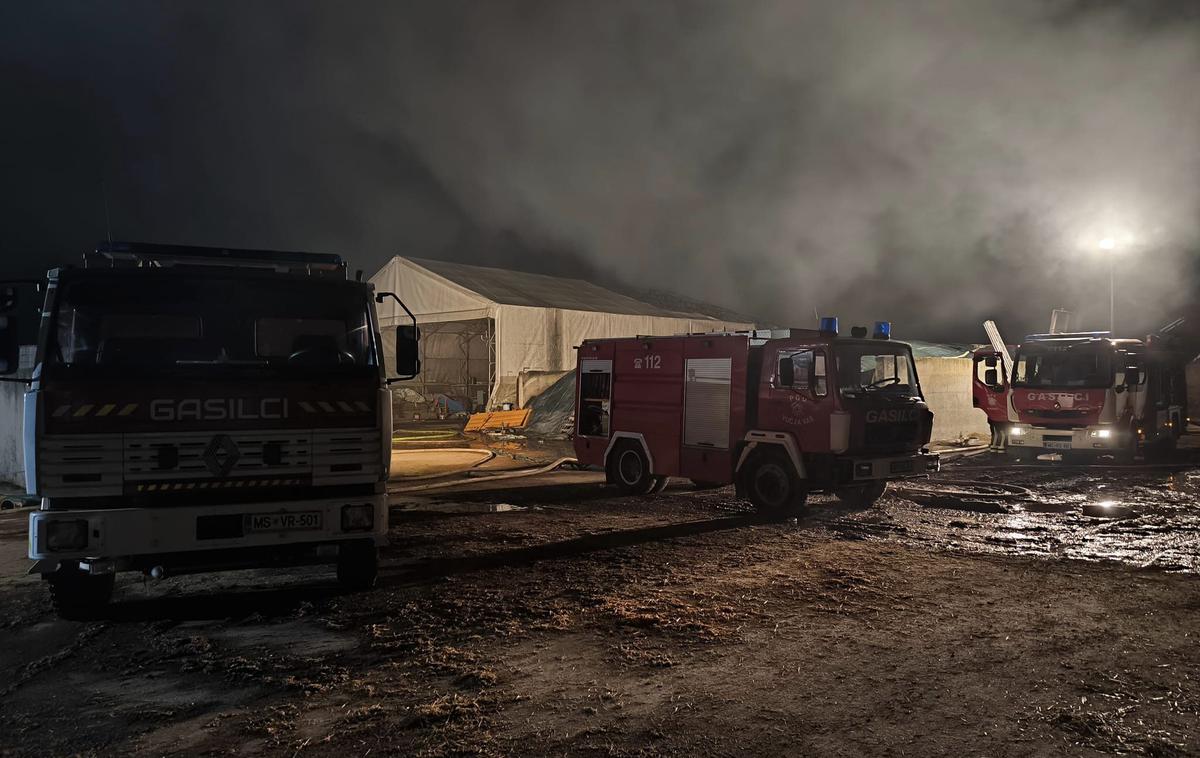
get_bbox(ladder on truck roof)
[85,241,347,278]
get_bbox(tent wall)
[0,382,25,487]
[916,356,990,444]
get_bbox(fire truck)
[981,331,1187,462]
[0,242,420,617]
[573,320,939,515]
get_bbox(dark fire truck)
[573,320,938,515]
[0,242,419,617]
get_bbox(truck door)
[972,351,1008,423]
[578,359,613,439]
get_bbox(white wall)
[917,356,990,444]
[0,382,25,487]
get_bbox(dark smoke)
[1,1,1197,342]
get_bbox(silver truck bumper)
[28,494,387,569]
[850,451,940,481]
[1007,424,1123,453]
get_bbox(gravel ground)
[1,453,1198,757]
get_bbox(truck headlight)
[1089,429,1112,439]
[45,519,89,552]
[1009,426,1025,437]
[341,504,374,532]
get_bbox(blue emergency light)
[819,316,839,336]
[873,321,891,340]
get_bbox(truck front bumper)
[28,494,387,572]
[847,451,940,482]
[1006,424,1124,454]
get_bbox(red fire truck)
[573,320,939,515]
[0,242,420,617]
[994,331,1186,462]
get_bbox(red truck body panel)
[574,334,749,481]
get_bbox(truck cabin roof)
[581,329,914,349]
[74,241,349,280]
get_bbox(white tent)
[371,257,754,409]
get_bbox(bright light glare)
[1097,499,1116,509]
[1098,237,1116,251]
[1009,426,1025,436]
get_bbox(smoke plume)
[1,0,1197,340]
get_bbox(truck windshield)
[49,275,376,375]
[835,343,919,396]
[1011,342,1112,388]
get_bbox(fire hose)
[389,456,579,494]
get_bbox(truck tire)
[743,449,807,517]
[47,563,114,620]
[609,441,656,495]
[337,541,378,591]
[834,480,887,508]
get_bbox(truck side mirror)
[0,315,19,375]
[778,356,794,387]
[395,324,421,379]
[1124,367,1140,386]
[984,368,998,387]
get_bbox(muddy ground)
[1,451,1199,757]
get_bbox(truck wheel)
[744,450,807,517]
[609,441,655,495]
[47,563,114,620]
[835,481,887,508]
[649,476,669,494]
[690,479,723,490]
[337,541,378,591]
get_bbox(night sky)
[1,1,1197,342]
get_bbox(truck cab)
[573,320,937,516]
[1005,332,1184,460]
[0,242,420,617]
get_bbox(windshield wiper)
[864,376,902,390]
[175,359,270,366]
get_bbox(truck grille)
[864,422,919,448]
[125,431,311,481]
[39,427,383,497]
[313,428,383,485]
[39,434,124,496]
[1026,409,1090,420]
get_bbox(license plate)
[1045,440,1072,450]
[243,511,322,532]
[890,459,914,474]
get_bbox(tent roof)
[406,257,719,319]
